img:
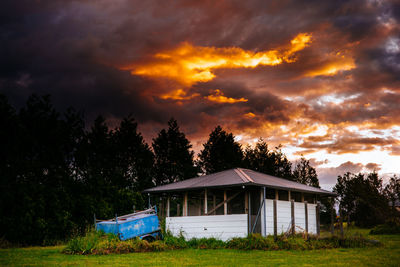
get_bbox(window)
[265,188,275,199]
[169,193,184,217]
[207,189,224,215]
[278,190,289,201]
[188,190,204,216]
[304,193,315,203]
[227,190,245,214]
[291,191,302,202]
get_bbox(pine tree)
[243,139,293,180]
[384,175,400,213]
[292,157,319,187]
[152,118,198,185]
[198,126,243,174]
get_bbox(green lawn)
[1,234,400,266]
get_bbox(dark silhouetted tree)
[243,139,293,180]
[334,171,391,227]
[384,175,400,214]
[198,126,243,174]
[0,94,83,244]
[114,116,154,192]
[78,115,152,219]
[152,118,198,185]
[0,94,21,243]
[292,157,319,187]
[242,138,271,172]
[0,94,155,245]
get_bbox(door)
[248,188,261,234]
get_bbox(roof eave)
[143,182,253,194]
[242,182,336,196]
[143,182,336,196]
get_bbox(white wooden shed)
[144,168,335,241]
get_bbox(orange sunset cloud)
[121,33,312,86]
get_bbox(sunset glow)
[122,33,311,86]
[160,89,200,101]
[306,56,356,77]
[3,0,399,189]
[205,89,248,104]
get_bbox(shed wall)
[307,203,317,234]
[265,200,317,235]
[294,202,306,231]
[166,214,248,241]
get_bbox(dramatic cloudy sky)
[1,0,400,189]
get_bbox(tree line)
[0,94,398,244]
[334,172,399,228]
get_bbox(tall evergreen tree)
[152,118,198,185]
[82,115,114,203]
[198,126,243,174]
[243,139,293,180]
[78,116,153,218]
[1,94,81,244]
[333,172,391,227]
[114,116,154,192]
[0,94,152,244]
[0,94,21,243]
[292,157,319,187]
[268,145,293,180]
[384,175,400,213]
[242,138,271,173]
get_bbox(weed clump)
[63,230,380,255]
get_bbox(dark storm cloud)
[0,0,399,163]
[0,0,215,125]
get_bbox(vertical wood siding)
[265,200,274,235]
[265,200,317,235]
[307,203,317,234]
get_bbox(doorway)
[248,188,261,234]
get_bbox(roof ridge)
[234,168,254,183]
[238,168,254,182]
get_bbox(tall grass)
[63,231,380,255]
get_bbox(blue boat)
[95,207,162,241]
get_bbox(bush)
[227,234,278,250]
[187,237,225,249]
[64,230,170,255]
[63,230,380,255]
[370,222,400,235]
[226,233,378,251]
[163,231,188,249]
[63,230,118,255]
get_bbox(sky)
[1,0,400,189]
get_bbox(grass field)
[1,232,400,266]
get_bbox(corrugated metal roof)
[144,168,335,196]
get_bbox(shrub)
[63,230,380,255]
[63,230,119,255]
[63,230,103,255]
[187,237,225,249]
[370,222,400,235]
[163,232,187,249]
[226,234,277,250]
